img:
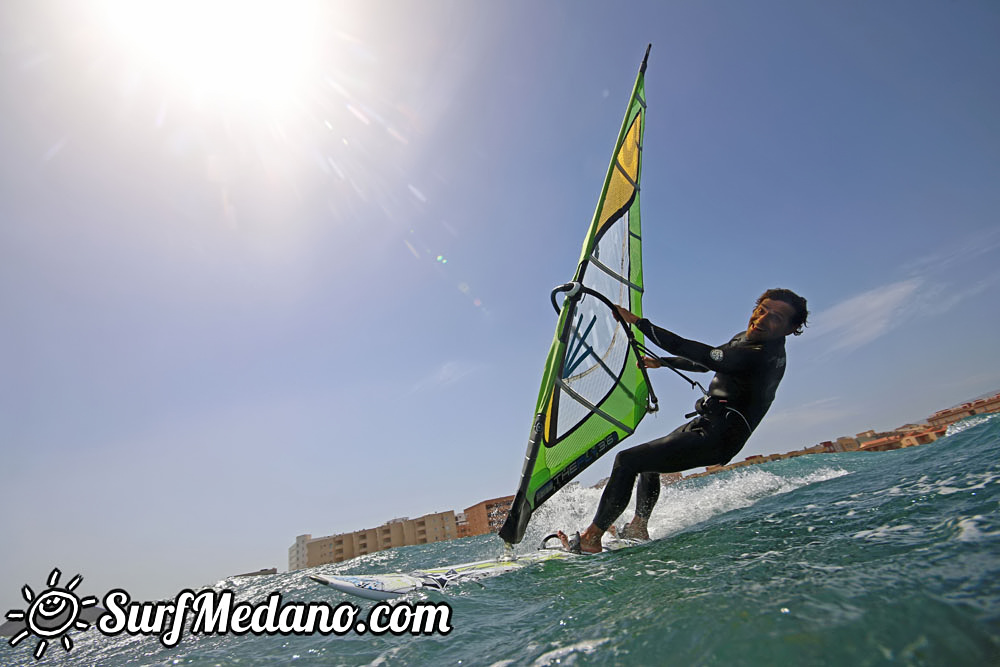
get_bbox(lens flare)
[100,0,321,112]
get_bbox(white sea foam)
[875,470,1000,498]
[946,412,999,437]
[521,465,849,549]
[852,523,918,541]
[532,638,610,666]
[954,515,1000,543]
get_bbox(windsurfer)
[558,288,808,554]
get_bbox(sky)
[2,0,999,610]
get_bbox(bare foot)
[556,529,603,554]
[579,526,603,553]
[555,530,572,550]
[618,517,650,541]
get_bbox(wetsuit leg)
[592,418,743,531]
[634,472,661,520]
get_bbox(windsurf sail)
[499,45,657,545]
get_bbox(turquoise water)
[4,415,999,666]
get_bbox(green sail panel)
[500,46,655,545]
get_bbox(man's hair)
[758,288,809,335]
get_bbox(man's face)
[746,298,797,342]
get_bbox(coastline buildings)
[290,496,514,570]
[457,496,517,538]
[289,511,456,570]
[927,392,1000,429]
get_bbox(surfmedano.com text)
[98,589,452,647]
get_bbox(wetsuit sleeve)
[635,319,762,374]
[661,357,709,373]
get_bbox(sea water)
[3,414,998,666]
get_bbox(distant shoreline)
[680,390,1000,481]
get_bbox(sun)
[99,0,321,113]
[6,569,98,660]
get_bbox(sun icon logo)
[6,568,98,660]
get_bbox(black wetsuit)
[592,319,788,531]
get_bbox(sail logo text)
[100,590,453,646]
[535,432,619,505]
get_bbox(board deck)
[309,536,641,600]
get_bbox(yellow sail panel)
[543,385,556,445]
[596,112,642,238]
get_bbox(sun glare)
[101,0,320,112]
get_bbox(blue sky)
[2,0,999,609]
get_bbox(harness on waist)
[685,396,752,436]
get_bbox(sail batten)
[613,159,640,190]
[587,254,643,291]
[499,46,655,546]
[554,379,635,435]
